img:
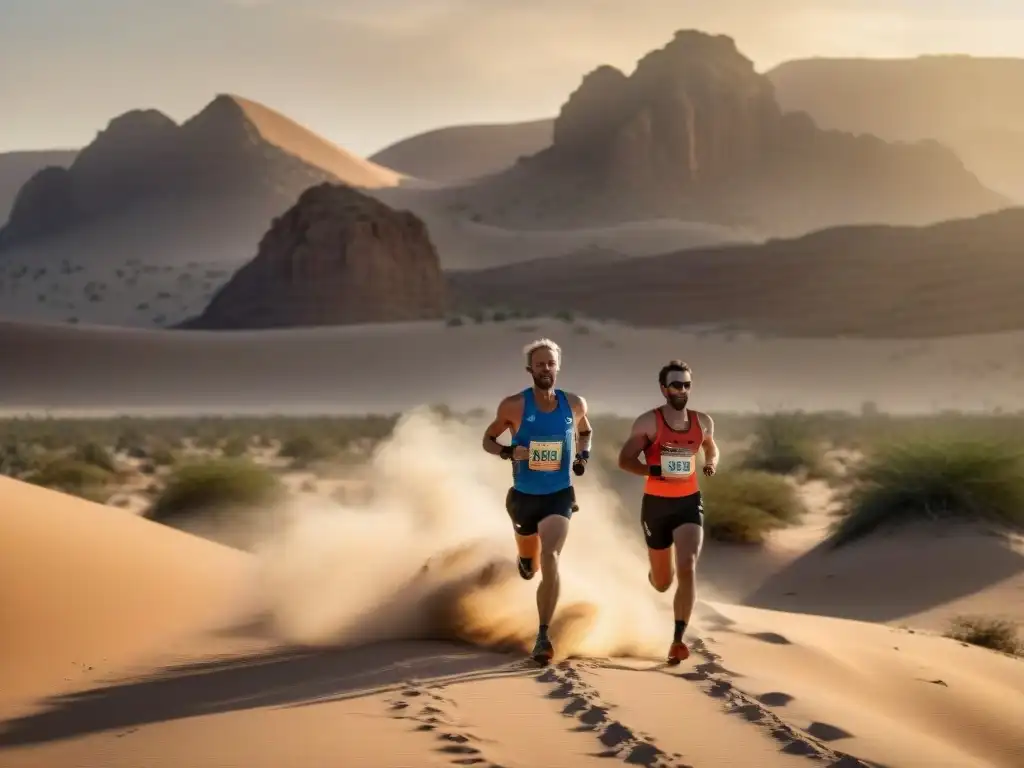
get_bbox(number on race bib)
[528,439,564,471]
[661,447,695,479]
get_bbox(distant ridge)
[0,94,410,255]
[370,118,553,183]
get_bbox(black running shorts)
[640,491,703,550]
[505,486,577,536]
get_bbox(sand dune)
[224,94,409,190]
[369,118,554,183]
[2,409,1023,767]
[384,203,756,270]
[4,317,1024,416]
[743,525,1024,628]
[0,477,253,709]
[451,207,1024,337]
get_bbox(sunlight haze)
[2,0,1022,154]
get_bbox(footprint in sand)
[670,639,869,767]
[535,664,695,768]
[386,683,506,768]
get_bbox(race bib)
[528,439,563,471]
[661,445,695,479]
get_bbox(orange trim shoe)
[667,641,690,665]
[531,635,554,665]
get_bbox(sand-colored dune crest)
[221,94,407,189]
[0,477,253,708]
[369,118,553,183]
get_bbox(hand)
[572,455,587,476]
[648,464,665,480]
[512,445,530,461]
[703,463,716,477]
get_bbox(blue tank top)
[510,388,575,495]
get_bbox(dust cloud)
[248,407,693,660]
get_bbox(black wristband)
[648,464,662,477]
[499,445,514,460]
[576,450,590,462]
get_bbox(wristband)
[576,450,590,461]
[648,464,662,477]
[499,445,514,460]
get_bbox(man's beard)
[533,373,554,390]
[666,394,688,411]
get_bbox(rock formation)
[0,150,78,225]
[767,56,1024,200]
[477,30,1007,235]
[450,207,1024,338]
[183,182,445,329]
[0,95,402,253]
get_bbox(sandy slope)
[2,410,1023,767]
[3,317,1024,416]
[226,95,408,190]
[0,477,253,709]
[368,118,554,183]
[387,203,757,270]
[742,525,1024,627]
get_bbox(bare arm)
[617,411,656,477]
[567,393,593,457]
[697,411,719,474]
[481,395,521,458]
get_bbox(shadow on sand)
[0,640,526,749]
[740,527,1024,623]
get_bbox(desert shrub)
[150,443,177,466]
[24,458,114,502]
[830,438,1024,547]
[945,615,1022,656]
[0,443,43,477]
[148,459,285,522]
[739,413,829,478]
[74,441,118,472]
[221,435,249,458]
[701,469,808,544]
[279,435,335,466]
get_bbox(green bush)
[701,469,808,544]
[1,443,42,477]
[830,438,1024,547]
[945,615,1022,656]
[148,459,285,522]
[24,457,114,503]
[279,435,335,465]
[221,435,249,458]
[739,413,829,478]
[150,444,176,466]
[74,441,118,472]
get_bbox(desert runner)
[616,360,719,665]
[481,338,593,664]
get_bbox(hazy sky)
[2,0,1023,156]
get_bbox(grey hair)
[523,337,561,367]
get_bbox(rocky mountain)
[448,206,1024,338]
[370,118,554,183]
[0,95,406,258]
[0,150,78,225]
[182,182,445,329]
[455,30,1008,236]
[767,55,1024,201]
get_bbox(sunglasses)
[666,381,691,391]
